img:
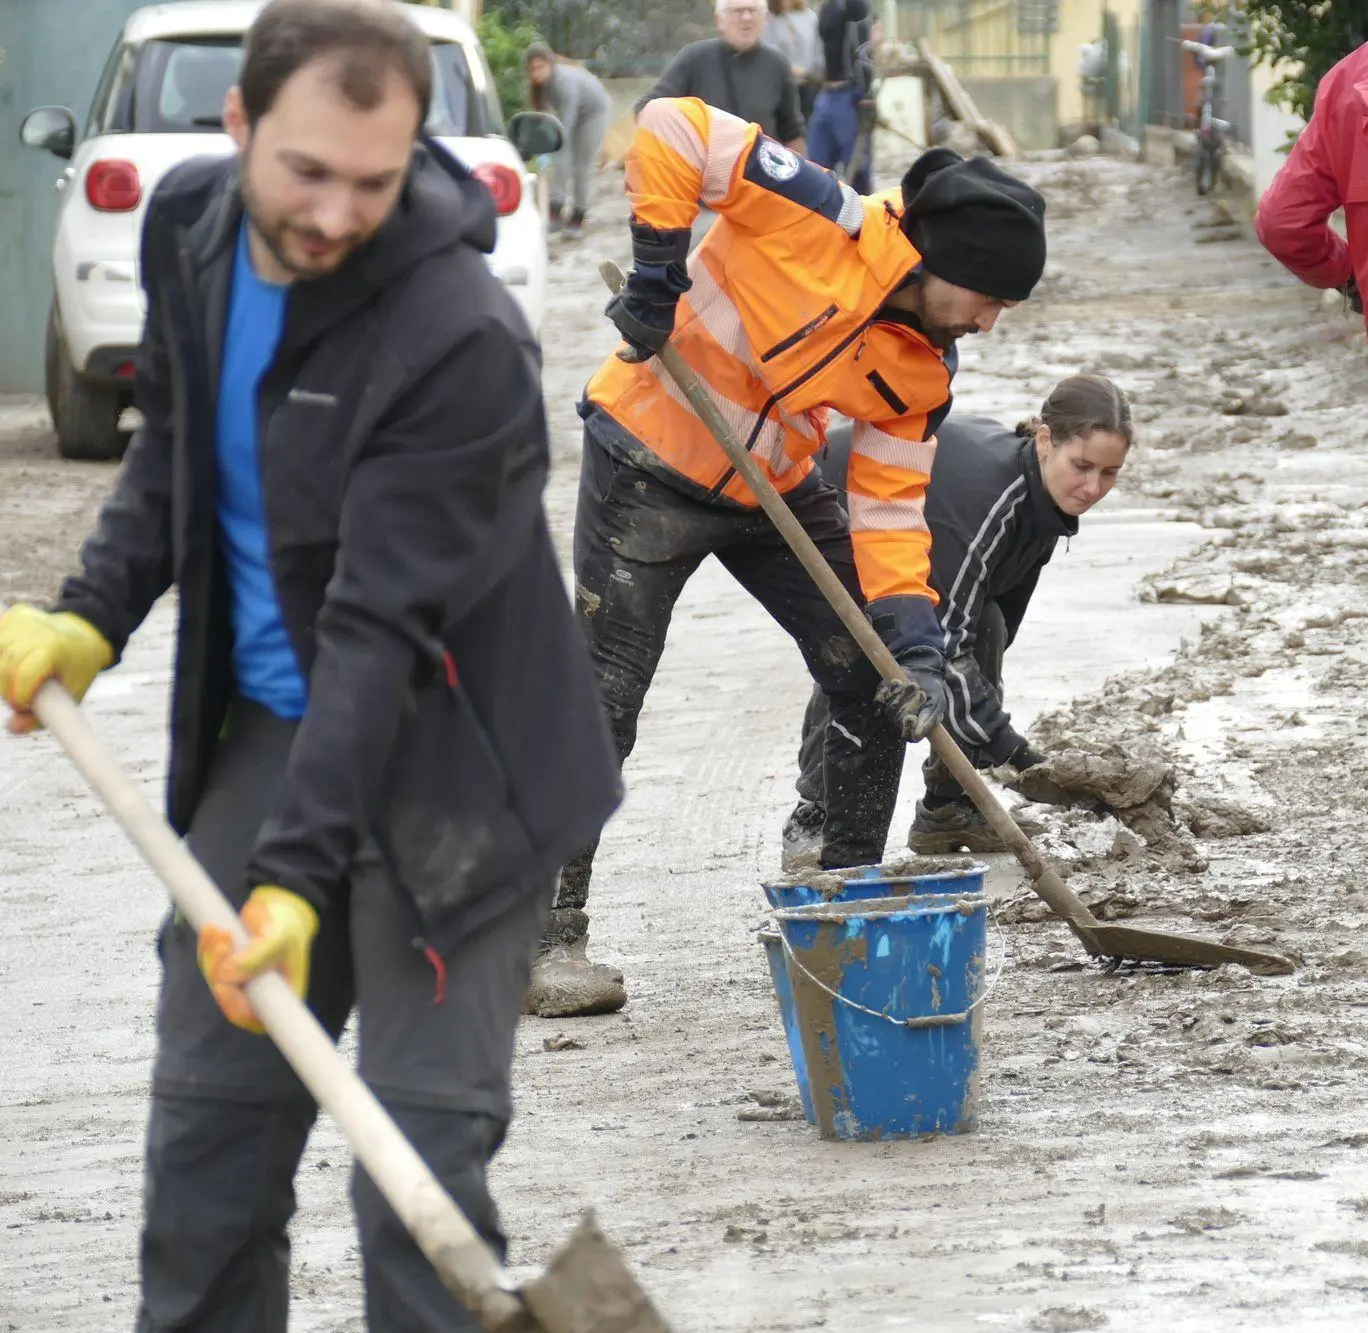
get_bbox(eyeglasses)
[722,6,764,16]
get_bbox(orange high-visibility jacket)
[585,96,956,607]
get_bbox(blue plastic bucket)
[770,892,989,1141]
[763,860,986,911]
[758,929,816,1124]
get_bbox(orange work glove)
[197,886,319,1034]
[0,605,113,733]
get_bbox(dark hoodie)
[55,143,621,952]
[820,412,1077,762]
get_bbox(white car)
[20,0,561,460]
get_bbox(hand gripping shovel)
[599,261,1292,976]
[30,680,672,1333]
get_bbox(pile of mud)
[997,735,1271,883]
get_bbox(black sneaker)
[908,799,1006,854]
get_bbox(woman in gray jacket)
[525,43,614,236]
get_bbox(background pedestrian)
[525,42,614,237]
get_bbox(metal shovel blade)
[520,1211,672,1333]
[1034,865,1295,975]
[1076,921,1295,975]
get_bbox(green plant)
[477,9,545,120]
[1216,1,1368,122]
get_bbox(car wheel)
[44,306,63,434]
[53,321,125,462]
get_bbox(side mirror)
[20,106,77,161]
[507,111,564,163]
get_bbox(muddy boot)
[909,798,1008,854]
[525,908,626,1018]
[780,799,826,874]
[910,797,1045,853]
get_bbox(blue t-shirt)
[215,222,308,719]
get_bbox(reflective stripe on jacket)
[586,96,955,605]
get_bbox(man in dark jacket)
[785,374,1132,863]
[0,1,619,1327]
[636,0,806,149]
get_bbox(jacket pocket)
[760,304,839,362]
[372,680,540,945]
[866,368,908,415]
[263,395,351,549]
[582,437,626,506]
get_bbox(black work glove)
[1342,276,1363,316]
[607,220,692,364]
[867,595,948,742]
[1008,739,1047,771]
[998,740,1075,805]
[606,286,679,363]
[875,657,947,742]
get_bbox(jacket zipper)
[759,304,840,363]
[708,311,883,499]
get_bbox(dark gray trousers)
[138,700,550,1332]
[559,439,904,908]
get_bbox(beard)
[240,153,366,281]
[920,322,977,353]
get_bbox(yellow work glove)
[197,886,320,1034]
[0,605,113,734]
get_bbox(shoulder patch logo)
[757,139,801,182]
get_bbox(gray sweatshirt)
[764,8,822,81]
[545,62,614,131]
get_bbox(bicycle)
[1182,37,1237,196]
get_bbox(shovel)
[599,261,1292,976]
[29,680,672,1333]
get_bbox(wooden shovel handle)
[600,261,1102,941]
[30,682,531,1332]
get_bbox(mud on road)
[3,157,1368,1332]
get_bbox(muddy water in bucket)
[772,893,990,1141]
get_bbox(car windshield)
[88,34,497,137]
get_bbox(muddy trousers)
[796,599,1008,810]
[558,439,905,911]
[137,701,549,1333]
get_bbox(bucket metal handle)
[778,898,1006,1031]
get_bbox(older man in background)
[636,0,805,150]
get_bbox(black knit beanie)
[900,148,1047,303]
